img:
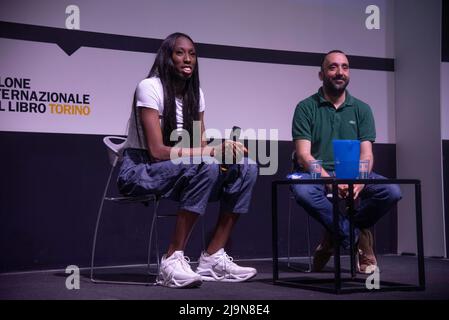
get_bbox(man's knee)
[291,183,322,203]
[387,184,402,204]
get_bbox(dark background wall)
[0,1,405,272]
[1,0,446,272]
[0,131,398,272]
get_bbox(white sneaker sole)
[157,277,202,288]
[198,271,257,283]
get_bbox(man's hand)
[353,184,365,199]
[325,184,348,198]
[338,184,349,198]
[333,184,364,199]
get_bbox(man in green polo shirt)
[290,50,402,273]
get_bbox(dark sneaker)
[357,229,377,273]
[312,231,334,272]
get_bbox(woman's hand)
[214,140,247,164]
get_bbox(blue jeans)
[117,148,258,215]
[290,171,402,249]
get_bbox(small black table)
[271,178,425,294]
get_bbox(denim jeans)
[290,171,402,249]
[117,148,258,215]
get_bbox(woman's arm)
[141,108,214,161]
[199,112,207,148]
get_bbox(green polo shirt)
[292,88,376,171]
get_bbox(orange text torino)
[49,104,91,116]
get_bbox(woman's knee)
[197,163,220,183]
[245,163,259,184]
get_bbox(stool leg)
[287,195,312,272]
[287,196,293,267]
[90,196,106,282]
[147,198,160,276]
[90,165,115,282]
[306,214,312,272]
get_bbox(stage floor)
[1,255,448,300]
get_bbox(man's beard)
[323,76,349,96]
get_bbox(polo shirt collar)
[317,87,354,108]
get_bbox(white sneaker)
[196,248,257,282]
[156,251,202,288]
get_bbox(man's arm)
[352,140,374,199]
[295,139,330,177]
[360,140,374,172]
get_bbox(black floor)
[0,255,448,300]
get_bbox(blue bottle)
[332,140,360,179]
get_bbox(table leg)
[332,181,341,292]
[415,183,425,289]
[272,182,279,282]
[348,183,356,279]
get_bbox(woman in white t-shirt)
[118,33,258,288]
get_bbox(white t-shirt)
[136,77,205,127]
[125,77,206,149]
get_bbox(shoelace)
[167,254,192,271]
[211,252,254,281]
[216,252,237,273]
[160,255,194,286]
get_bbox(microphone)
[221,126,242,171]
[229,126,241,141]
